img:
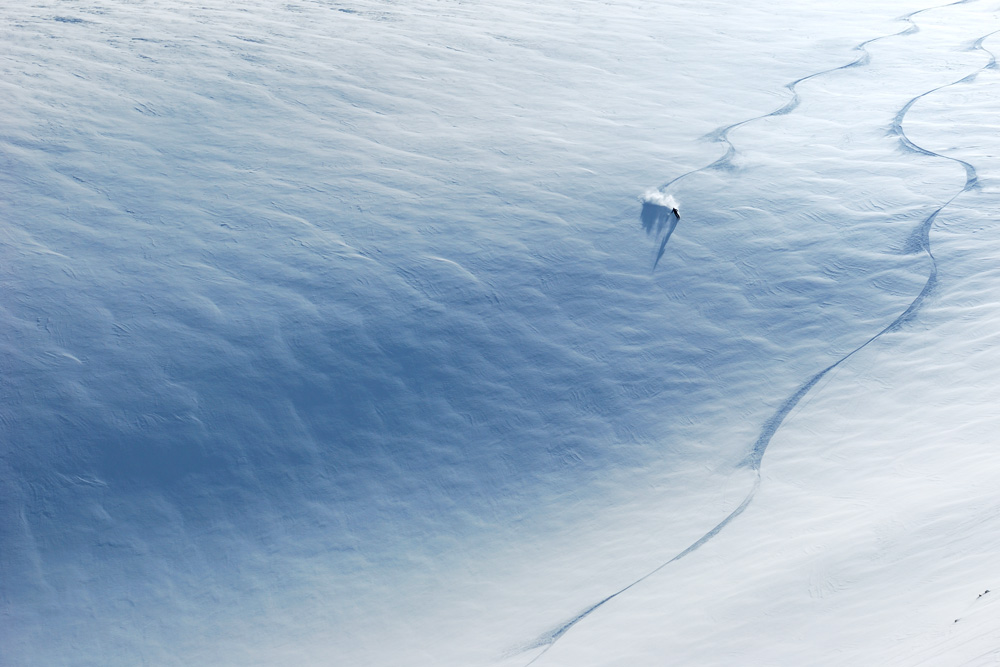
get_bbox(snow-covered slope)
[2,0,999,665]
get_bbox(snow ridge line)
[520,7,994,665]
[650,0,974,270]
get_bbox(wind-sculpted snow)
[522,3,1000,664]
[644,0,976,268]
[3,0,1000,665]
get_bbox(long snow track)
[520,3,998,663]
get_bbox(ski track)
[520,3,996,664]
[651,0,974,270]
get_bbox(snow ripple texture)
[3,0,1000,665]
[524,1,999,664]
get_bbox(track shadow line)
[648,0,975,267]
[520,9,997,666]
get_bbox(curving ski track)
[521,4,996,664]
[651,0,973,270]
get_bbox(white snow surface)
[3,0,1000,665]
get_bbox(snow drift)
[3,0,1000,665]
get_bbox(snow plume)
[641,190,678,211]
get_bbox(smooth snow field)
[3,0,1000,664]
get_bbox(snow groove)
[520,474,762,665]
[521,5,995,664]
[649,0,974,270]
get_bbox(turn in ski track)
[521,3,997,663]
